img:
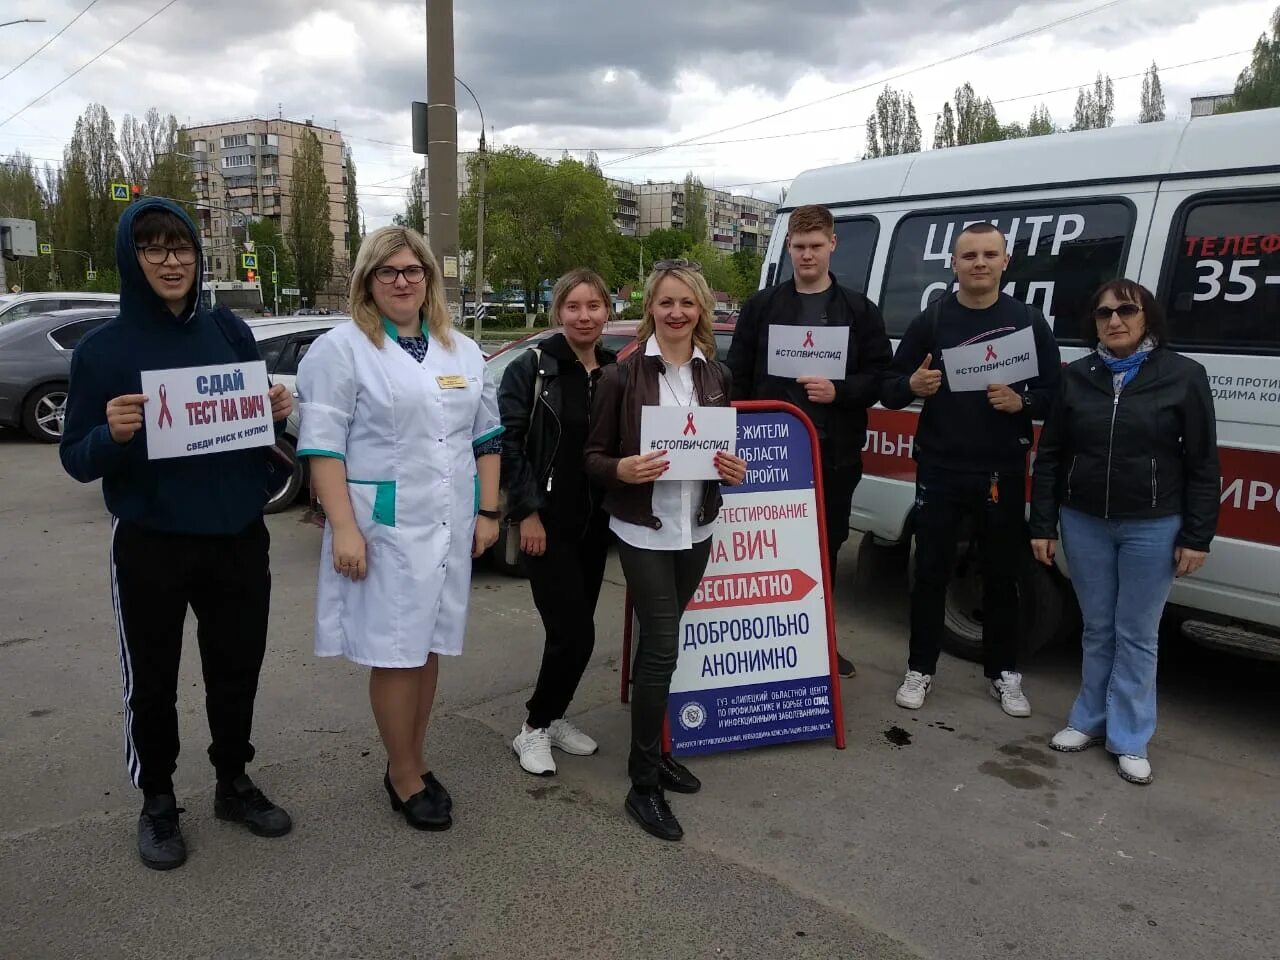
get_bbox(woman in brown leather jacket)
[584,261,747,842]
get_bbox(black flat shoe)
[837,652,857,678]
[421,771,452,812]
[625,787,683,842]
[658,754,701,794]
[138,794,187,870]
[384,771,451,831]
[214,774,293,838]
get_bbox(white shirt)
[610,338,716,552]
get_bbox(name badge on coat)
[436,375,468,389]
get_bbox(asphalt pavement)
[1,430,1276,960]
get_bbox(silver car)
[0,292,119,324]
[0,307,118,442]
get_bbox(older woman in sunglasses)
[1029,280,1218,785]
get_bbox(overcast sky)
[0,0,1272,228]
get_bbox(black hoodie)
[60,198,274,535]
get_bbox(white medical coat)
[296,319,501,667]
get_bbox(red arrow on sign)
[686,569,818,611]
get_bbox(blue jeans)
[1059,508,1181,757]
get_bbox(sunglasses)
[373,265,427,285]
[652,258,702,273]
[1093,303,1142,321]
[137,244,198,266]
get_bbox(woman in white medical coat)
[296,226,501,831]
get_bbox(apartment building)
[182,118,349,285]
[637,181,687,234]
[636,180,777,253]
[606,178,640,236]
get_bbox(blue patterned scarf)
[1097,336,1156,393]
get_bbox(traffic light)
[131,185,141,202]
[247,269,256,282]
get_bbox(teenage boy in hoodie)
[60,198,294,871]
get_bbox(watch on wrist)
[477,508,500,520]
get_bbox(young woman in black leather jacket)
[499,269,617,778]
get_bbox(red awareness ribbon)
[683,412,697,436]
[156,384,173,428]
[803,329,815,348]
[985,345,997,362]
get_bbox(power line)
[0,0,182,131]
[602,0,1131,168]
[0,0,101,83]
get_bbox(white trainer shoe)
[512,725,556,776]
[894,671,932,710]
[990,671,1032,718]
[548,717,598,756]
[1049,727,1103,752]
[1118,754,1153,785]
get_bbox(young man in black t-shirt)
[881,222,1060,717]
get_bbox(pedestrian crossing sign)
[39,242,52,255]
[110,183,129,201]
[242,253,258,270]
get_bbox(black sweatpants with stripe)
[111,517,271,797]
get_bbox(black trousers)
[820,450,862,582]
[523,517,612,729]
[110,517,271,796]
[617,538,712,789]
[908,467,1024,680]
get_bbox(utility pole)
[425,0,460,320]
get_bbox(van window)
[1164,194,1280,353]
[776,217,878,292]
[880,202,1134,338]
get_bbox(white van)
[761,108,1280,662]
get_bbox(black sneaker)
[658,754,701,794]
[214,774,293,838]
[837,652,857,678]
[625,786,683,842]
[138,794,187,871]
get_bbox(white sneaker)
[990,671,1032,718]
[1117,754,1153,785]
[894,671,932,710]
[547,717,598,756]
[1049,727,1103,752]
[512,725,556,776]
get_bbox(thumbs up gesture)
[909,353,943,398]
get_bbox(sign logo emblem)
[803,329,815,348]
[683,412,697,436]
[156,384,173,428]
[678,701,707,731]
[985,344,997,362]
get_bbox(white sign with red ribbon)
[941,325,1039,392]
[640,405,737,481]
[766,324,849,380]
[139,360,273,460]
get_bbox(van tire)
[908,535,1069,665]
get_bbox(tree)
[865,86,923,158]
[287,129,333,303]
[245,217,296,312]
[730,248,764,297]
[120,108,177,190]
[146,127,194,214]
[641,227,692,264]
[58,104,125,282]
[683,174,708,244]
[1071,73,1116,131]
[1000,122,1029,140]
[1139,62,1166,123]
[933,102,957,149]
[603,230,642,290]
[344,149,361,262]
[394,168,426,234]
[459,148,616,316]
[1217,7,1280,113]
[684,242,739,299]
[1028,104,1056,137]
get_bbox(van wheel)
[908,535,1068,664]
[264,438,304,514]
[22,382,68,442]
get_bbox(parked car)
[485,319,738,574]
[0,292,119,327]
[246,315,344,511]
[0,308,117,441]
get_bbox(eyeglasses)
[1093,303,1142,321]
[137,244,197,266]
[373,265,427,285]
[652,258,702,273]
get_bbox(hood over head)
[115,197,204,324]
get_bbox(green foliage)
[460,148,617,313]
[933,103,957,149]
[641,227,692,263]
[1071,73,1115,131]
[1217,8,1280,113]
[731,248,764,296]
[287,130,334,302]
[345,150,361,262]
[1028,105,1056,137]
[683,174,708,244]
[603,230,642,290]
[0,152,55,291]
[865,87,923,158]
[244,217,296,311]
[1139,62,1166,123]
[394,168,426,234]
